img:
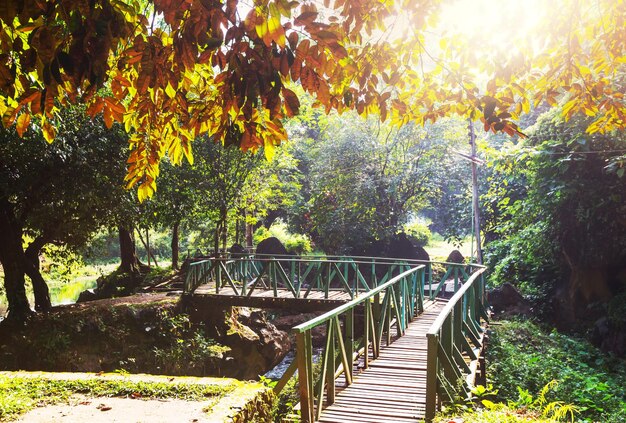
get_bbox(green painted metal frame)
[274,265,426,423]
[425,267,488,422]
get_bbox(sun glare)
[437,0,546,50]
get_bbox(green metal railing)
[274,265,426,422]
[425,266,489,421]
[184,254,482,301]
[183,254,421,299]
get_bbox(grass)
[435,407,566,423]
[426,234,473,261]
[0,373,238,421]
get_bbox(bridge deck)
[192,283,354,311]
[319,299,447,423]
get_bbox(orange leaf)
[42,120,56,143]
[283,87,300,117]
[16,113,30,137]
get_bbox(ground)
[1,371,271,422]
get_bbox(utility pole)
[468,119,483,264]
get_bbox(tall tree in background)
[483,109,626,323]
[0,108,127,319]
[295,113,467,254]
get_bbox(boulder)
[76,289,98,303]
[591,317,626,357]
[256,237,289,257]
[446,249,465,264]
[387,232,430,262]
[228,243,248,257]
[221,308,291,379]
[488,283,532,316]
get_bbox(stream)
[264,348,324,380]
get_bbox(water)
[264,347,324,380]
[49,277,98,305]
[0,273,100,318]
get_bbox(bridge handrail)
[425,267,489,421]
[293,265,425,333]
[184,255,422,296]
[276,265,426,422]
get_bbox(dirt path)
[17,396,214,423]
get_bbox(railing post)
[325,322,336,407]
[345,309,354,382]
[364,300,371,369]
[297,331,314,423]
[216,258,221,294]
[425,333,438,422]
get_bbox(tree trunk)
[24,253,51,312]
[171,221,180,270]
[0,200,31,320]
[245,222,253,250]
[24,236,51,312]
[235,212,241,245]
[118,226,141,273]
[220,207,228,252]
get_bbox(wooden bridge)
[184,255,489,422]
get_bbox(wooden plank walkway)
[319,299,448,423]
[191,283,354,311]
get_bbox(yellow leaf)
[264,136,276,161]
[16,113,30,137]
[42,120,56,143]
[165,82,176,99]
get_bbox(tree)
[1,0,623,199]
[146,160,199,269]
[291,112,466,254]
[0,108,128,319]
[483,108,626,322]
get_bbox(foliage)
[289,111,467,254]
[0,374,236,421]
[403,220,432,247]
[0,108,128,251]
[482,109,626,303]
[252,221,312,255]
[152,311,230,375]
[438,381,577,423]
[3,0,624,199]
[487,319,626,422]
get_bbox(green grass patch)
[435,407,563,423]
[0,374,237,421]
[426,234,473,261]
[488,320,626,422]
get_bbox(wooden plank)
[316,300,447,423]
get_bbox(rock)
[223,308,291,379]
[272,312,327,346]
[387,232,430,262]
[229,243,248,257]
[591,317,626,357]
[76,289,98,303]
[488,283,532,316]
[187,304,291,379]
[446,249,465,264]
[256,237,289,257]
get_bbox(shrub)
[253,221,312,255]
[403,221,432,247]
[488,319,626,422]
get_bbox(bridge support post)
[425,333,438,422]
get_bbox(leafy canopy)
[0,0,624,199]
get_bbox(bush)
[253,221,312,255]
[403,221,432,247]
[488,319,626,422]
